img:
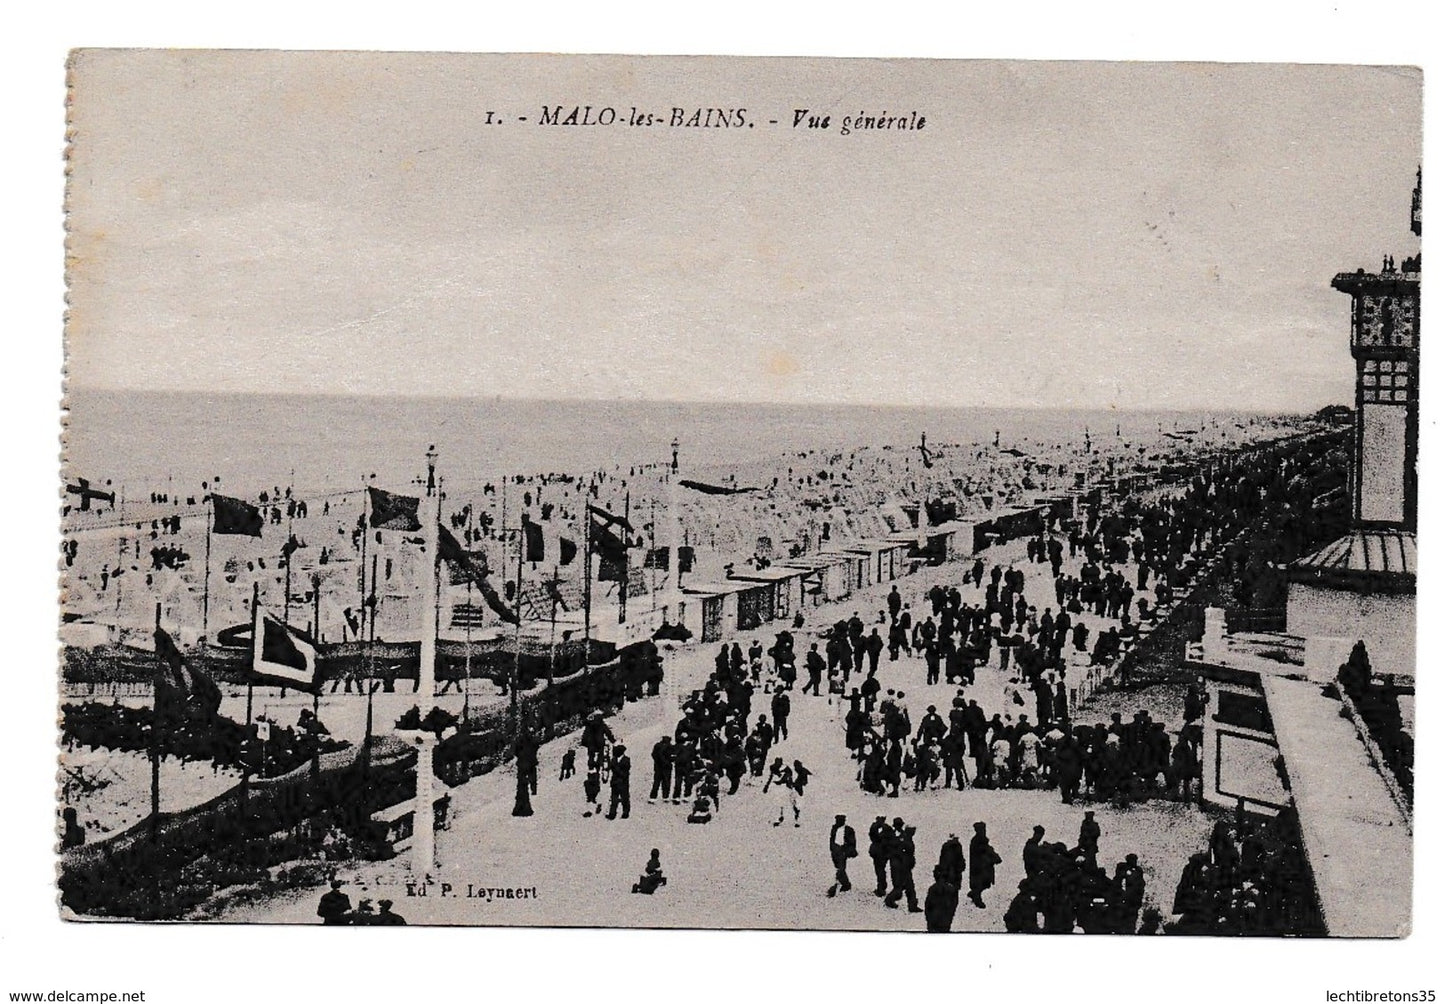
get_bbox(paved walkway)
[224,538,1215,929]
[1262,675,1412,938]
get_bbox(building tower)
[1331,173,1421,530]
[1286,170,1420,678]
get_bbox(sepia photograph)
[56,49,1420,940]
[3,7,1440,1001]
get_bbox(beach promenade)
[216,532,1216,929]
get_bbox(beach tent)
[780,554,853,605]
[843,538,907,584]
[972,505,1046,552]
[1033,495,1075,523]
[681,580,753,642]
[728,565,807,622]
[820,547,873,591]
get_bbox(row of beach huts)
[674,495,1087,643]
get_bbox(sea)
[62,389,1281,500]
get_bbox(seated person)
[687,795,713,824]
[632,849,667,893]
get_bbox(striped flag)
[250,605,320,691]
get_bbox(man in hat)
[1023,825,1047,879]
[868,815,893,897]
[649,735,674,803]
[317,879,352,925]
[968,822,1002,908]
[924,864,960,932]
[938,832,966,889]
[884,819,921,912]
[827,814,857,897]
[1078,810,1101,862]
[1113,852,1146,934]
[374,899,407,925]
[581,710,614,770]
[606,744,631,819]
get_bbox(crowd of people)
[828,515,1214,810]
[824,813,1009,932]
[1001,817,1156,934]
[563,642,815,829]
[1167,804,1323,935]
[316,879,407,925]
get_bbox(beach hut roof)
[728,566,805,583]
[682,580,756,596]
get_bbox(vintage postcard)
[59,51,1419,934]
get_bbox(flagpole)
[511,515,523,725]
[668,460,681,602]
[369,554,378,643]
[202,494,212,644]
[367,552,378,690]
[463,504,473,722]
[283,485,294,627]
[582,484,592,668]
[358,477,369,644]
[243,582,258,819]
[311,572,322,778]
[150,602,163,845]
[414,447,439,876]
[548,564,559,689]
[618,492,630,626]
[420,449,438,703]
[511,515,531,818]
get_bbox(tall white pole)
[420,447,439,704]
[668,468,681,599]
[414,446,439,876]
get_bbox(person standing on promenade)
[771,689,791,741]
[969,822,1003,908]
[804,642,825,695]
[649,735,674,803]
[938,832,966,889]
[925,865,960,932]
[317,879,351,925]
[861,632,884,678]
[606,744,631,820]
[868,815,893,896]
[827,814,857,897]
[884,820,921,912]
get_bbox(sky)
[64,52,1421,411]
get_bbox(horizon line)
[61,385,1343,416]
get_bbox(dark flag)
[522,514,545,563]
[66,477,116,512]
[559,536,578,566]
[677,545,696,573]
[644,546,670,571]
[211,494,264,537]
[250,608,320,691]
[589,517,630,582]
[587,504,634,534]
[280,534,303,563]
[154,624,223,718]
[437,526,519,624]
[368,486,422,531]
